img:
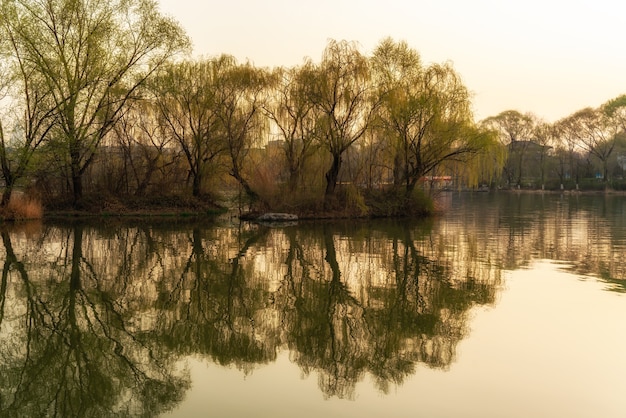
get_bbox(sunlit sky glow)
[157,0,626,123]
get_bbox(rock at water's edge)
[257,213,298,222]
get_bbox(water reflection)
[143,220,501,400]
[443,193,626,291]
[0,193,624,415]
[274,222,500,399]
[0,226,189,417]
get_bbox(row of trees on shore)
[484,100,626,191]
[0,0,498,215]
[1,0,626,217]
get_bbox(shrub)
[3,193,44,220]
[365,188,434,217]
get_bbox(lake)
[0,192,624,417]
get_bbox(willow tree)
[213,58,270,202]
[310,40,378,198]
[1,0,189,206]
[553,116,584,188]
[372,38,489,195]
[111,99,178,196]
[602,95,626,166]
[263,62,319,192]
[370,38,422,190]
[150,57,230,197]
[0,72,56,207]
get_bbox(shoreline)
[3,188,625,224]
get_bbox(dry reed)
[4,193,44,220]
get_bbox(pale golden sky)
[157,0,626,122]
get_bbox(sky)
[157,0,626,123]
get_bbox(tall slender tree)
[553,116,584,188]
[310,40,378,198]
[263,62,319,192]
[111,99,178,196]
[0,10,58,206]
[482,110,536,187]
[214,58,270,202]
[150,57,230,197]
[532,121,556,190]
[561,107,618,185]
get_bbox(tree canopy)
[6,4,625,217]
[0,0,189,205]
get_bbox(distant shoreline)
[483,188,626,195]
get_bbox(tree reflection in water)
[155,226,277,372]
[18,202,619,412]
[0,219,501,412]
[274,221,500,398]
[0,225,189,417]
[1,193,623,414]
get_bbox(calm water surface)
[0,192,624,417]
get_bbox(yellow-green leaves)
[371,38,485,193]
[2,0,189,205]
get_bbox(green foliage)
[7,16,626,215]
[263,63,319,191]
[310,40,378,197]
[602,94,626,120]
[371,39,489,195]
[149,57,232,197]
[1,0,189,206]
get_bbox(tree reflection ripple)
[1,193,622,415]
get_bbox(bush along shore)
[0,185,441,223]
[0,193,226,222]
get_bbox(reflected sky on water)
[171,262,625,418]
[0,192,625,417]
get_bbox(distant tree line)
[482,98,626,191]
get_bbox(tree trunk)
[135,171,151,197]
[72,171,83,206]
[1,182,13,207]
[70,141,83,206]
[393,153,402,187]
[516,155,524,187]
[324,153,342,196]
[230,166,258,201]
[192,170,202,197]
[406,176,419,196]
[288,164,299,193]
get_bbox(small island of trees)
[1,0,626,220]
